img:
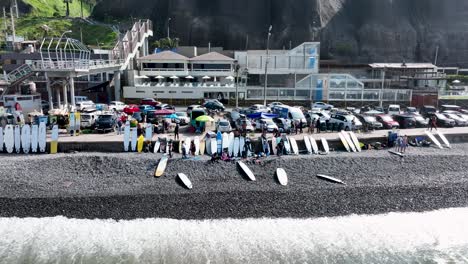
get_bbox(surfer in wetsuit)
[174,123,179,140]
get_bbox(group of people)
[395,135,409,153]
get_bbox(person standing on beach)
[429,115,437,131]
[299,120,303,134]
[316,118,321,134]
[309,119,315,134]
[402,135,408,153]
[174,123,179,140]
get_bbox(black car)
[421,105,437,118]
[95,114,117,133]
[204,101,225,111]
[408,113,429,128]
[356,114,383,130]
[393,115,417,129]
[434,113,455,128]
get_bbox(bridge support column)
[63,82,68,108]
[114,71,121,101]
[56,87,62,109]
[69,77,76,108]
[45,73,53,110]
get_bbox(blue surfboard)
[216,131,222,154]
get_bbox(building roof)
[369,63,436,69]
[138,51,189,61]
[190,52,234,62]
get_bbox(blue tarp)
[246,112,278,119]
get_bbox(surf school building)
[123,43,412,106]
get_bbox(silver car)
[216,119,232,132]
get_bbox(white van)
[387,105,401,116]
[75,96,89,104]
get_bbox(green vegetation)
[152,37,180,50]
[23,0,96,18]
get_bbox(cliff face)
[92,0,468,66]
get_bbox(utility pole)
[263,25,272,106]
[434,45,439,66]
[80,0,83,18]
[380,68,386,108]
[9,6,15,49]
[167,17,171,39]
[3,7,7,43]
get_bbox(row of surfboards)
[0,123,59,154]
[425,130,451,149]
[338,131,362,153]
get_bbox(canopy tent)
[247,112,278,119]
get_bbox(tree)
[152,37,179,50]
[63,0,73,17]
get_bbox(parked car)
[272,117,292,133]
[109,101,127,112]
[204,101,225,111]
[376,114,400,129]
[141,98,161,107]
[440,105,461,112]
[387,104,401,116]
[443,113,467,126]
[356,114,383,130]
[146,110,161,124]
[123,104,140,115]
[249,104,271,113]
[434,113,455,128]
[407,113,429,128]
[95,114,117,133]
[329,114,363,131]
[255,119,278,132]
[312,102,334,110]
[77,100,95,111]
[267,102,285,109]
[393,115,417,129]
[80,111,100,129]
[154,104,175,110]
[235,118,254,132]
[216,119,232,132]
[139,105,155,115]
[304,112,320,126]
[187,105,202,114]
[405,107,418,114]
[174,112,190,125]
[421,105,437,118]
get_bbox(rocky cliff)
[92,0,468,66]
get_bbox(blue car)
[139,105,155,115]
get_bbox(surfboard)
[321,138,330,154]
[50,125,59,154]
[154,139,160,153]
[240,136,246,156]
[185,137,191,155]
[210,138,217,155]
[389,150,404,157]
[145,124,153,141]
[425,131,443,149]
[276,168,288,186]
[289,137,299,155]
[303,136,312,154]
[178,173,193,189]
[4,125,14,154]
[338,132,350,152]
[237,161,256,181]
[284,137,291,154]
[216,131,222,154]
[194,136,200,155]
[206,138,212,155]
[130,128,138,152]
[69,112,76,136]
[38,122,46,153]
[228,132,234,157]
[436,131,451,149]
[317,174,346,185]
[165,137,169,154]
[137,135,145,153]
[222,133,229,151]
[271,136,277,155]
[309,136,319,154]
[179,137,183,154]
[154,155,168,177]
[349,131,362,152]
[75,112,81,135]
[21,124,31,154]
[342,131,356,152]
[14,125,21,153]
[123,121,130,152]
[199,139,206,155]
[233,137,240,157]
[31,124,38,153]
[0,127,3,152]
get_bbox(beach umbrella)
[170,76,179,79]
[195,115,215,122]
[165,113,178,119]
[452,80,461,84]
[185,76,194,79]
[155,76,165,79]
[135,75,149,79]
[202,76,211,80]
[226,76,235,81]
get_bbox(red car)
[376,114,400,129]
[141,98,162,107]
[123,104,140,115]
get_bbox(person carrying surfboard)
[174,123,179,140]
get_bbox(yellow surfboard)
[50,125,59,154]
[154,156,168,177]
[137,135,145,153]
[199,139,206,155]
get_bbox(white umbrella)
[225,76,235,81]
[185,76,194,79]
[155,76,165,79]
[202,76,211,80]
[452,80,461,84]
[170,76,179,79]
[135,75,149,79]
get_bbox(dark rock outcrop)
[92,0,468,66]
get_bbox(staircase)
[112,19,153,71]
[1,64,34,97]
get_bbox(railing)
[30,59,122,71]
[142,68,188,72]
[5,64,33,83]
[136,82,237,88]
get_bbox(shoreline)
[1,144,468,219]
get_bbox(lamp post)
[234,60,240,108]
[380,67,386,108]
[263,25,272,106]
[167,18,171,39]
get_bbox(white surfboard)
[239,136,245,157]
[153,140,160,153]
[123,121,130,152]
[238,161,256,181]
[425,131,443,149]
[154,155,168,177]
[321,138,330,154]
[145,124,153,141]
[284,137,291,154]
[165,136,170,154]
[130,127,138,152]
[289,137,299,155]
[38,122,46,153]
[233,137,240,157]
[206,138,212,155]
[14,125,21,153]
[4,125,14,154]
[222,133,229,151]
[309,136,319,154]
[228,132,234,157]
[271,136,277,155]
[178,173,193,189]
[185,137,191,155]
[210,138,217,155]
[276,168,288,186]
[21,124,31,154]
[31,124,38,153]
[436,131,451,148]
[342,131,356,152]
[303,136,312,154]
[317,174,346,185]
[349,131,362,152]
[194,136,200,155]
[0,127,3,152]
[338,132,350,152]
